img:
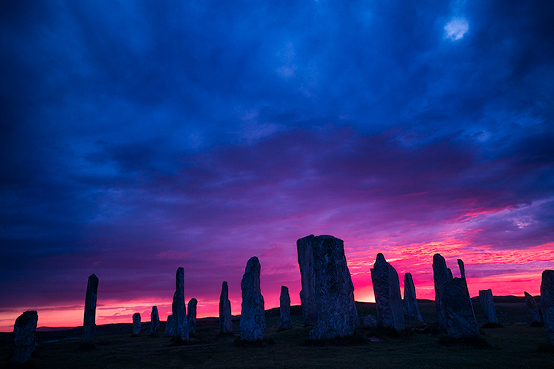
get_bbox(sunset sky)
[1,1,553,332]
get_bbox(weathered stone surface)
[164,315,174,337]
[240,256,265,341]
[279,286,292,330]
[371,253,405,330]
[442,278,480,338]
[360,314,378,327]
[172,267,189,342]
[297,235,318,325]
[219,281,233,333]
[433,254,451,330]
[132,313,141,336]
[12,311,38,364]
[83,273,99,345]
[150,306,160,335]
[478,289,499,324]
[187,298,197,334]
[404,272,423,322]
[309,235,358,339]
[541,270,554,345]
[525,291,541,323]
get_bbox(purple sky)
[1,1,553,330]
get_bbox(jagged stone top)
[87,274,99,291]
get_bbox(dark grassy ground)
[1,298,552,368]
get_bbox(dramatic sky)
[1,1,553,331]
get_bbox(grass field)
[1,298,553,368]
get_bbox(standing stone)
[371,253,405,330]
[164,315,174,337]
[525,291,542,323]
[83,273,99,345]
[457,259,466,278]
[433,254,451,330]
[187,298,197,334]
[309,235,358,339]
[279,286,292,330]
[404,273,423,322]
[478,289,499,324]
[172,267,189,342]
[442,278,480,338]
[541,270,554,345]
[219,281,233,334]
[11,311,38,364]
[297,235,318,325]
[132,313,141,336]
[150,306,160,336]
[240,256,265,341]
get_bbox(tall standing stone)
[187,298,197,334]
[478,289,499,324]
[457,259,466,278]
[132,313,141,336]
[150,306,160,336]
[404,273,423,322]
[172,267,188,342]
[309,235,358,339]
[433,254,451,330]
[83,273,99,346]
[297,235,318,325]
[442,278,480,338]
[219,281,233,334]
[11,311,38,364]
[240,256,265,341]
[541,270,554,345]
[279,286,292,330]
[371,253,405,330]
[164,315,174,337]
[525,291,542,323]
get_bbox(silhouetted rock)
[240,256,265,341]
[457,259,466,278]
[309,235,358,339]
[187,298,197,334]
[433,254,450,330]
[525,291,542,323]
[132,313,141,336]
[442,278,480,338]
[371,253,405,330]
[150,306,160,336]
[404,272,423,322]
[297,235,318,325]
[11,310,38,364]
[541,270,554,345]
[164,315,174,337]
[172,267,189,342]
[478,289,499,324]
[219,281,233,334]
[360,314,378,327]
[279,286,292,330]
[83,273,99,345]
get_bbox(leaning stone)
[297,235,318,325]
[187,298,197,334]
[83,273,99,346]
[478,289,499,324]
[525,291,541,323]
[371,253,405,330]
[457,259,466,279]
[172,267,189,342]
[433,254,451,330]
[442,278,480,338]
[360,314,378,327]
[164,315,174,337]
[132,313,141,336]
[150,306,160,336]
[240,256,265,341]
[309,235,358,339]
[279,286,292,330]
[219,281,233,334]
[404,272,423,322]
[11,311,38,364]
[541,270,554,345]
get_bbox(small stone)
[164,315,174,337]
[541,270,554,345]
[478,289,499,324]
[150,306,160,335]
[219,281,233,334]
[279,286,292,330]
[83,273,99,345]
[297,235,318,325]
[360,314,378,327]
[240,257,265,341]
[524,291,541,323]
[442,278,480,338]
[172,267,189,342]
[404,273,423,322]
[132,313,141,336]
[11,311,38,364]
[187,298,197,334]
[371,253,405,330]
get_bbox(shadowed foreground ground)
[1,298,553,368]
